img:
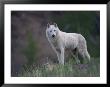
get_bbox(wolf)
[46,23,90,65]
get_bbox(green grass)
[18,57,100,77]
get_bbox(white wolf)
[46,23,90,65]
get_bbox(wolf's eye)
[50,30,52,32]
[54,30,56,32]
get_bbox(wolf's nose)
[52,35,55,37]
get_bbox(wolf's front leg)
[52,47,61,64]
[56,51,61,63]
[59,47,64,65]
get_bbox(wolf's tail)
[85,51,90,62]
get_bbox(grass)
[18,57,100,77]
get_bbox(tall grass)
[18,57,100,77]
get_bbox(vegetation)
[18,57,100,77]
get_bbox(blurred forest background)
[11,11,100,77]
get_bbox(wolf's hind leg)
[71,48,80,64]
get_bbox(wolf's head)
[46,23,59,39]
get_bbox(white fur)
[46,23,90,65]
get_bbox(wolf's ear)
[47,23,50,28]
[54,23,57,27]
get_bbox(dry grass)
[18,57,100,77]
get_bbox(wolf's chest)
[52,40,59,49]
[52,40,60,49]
